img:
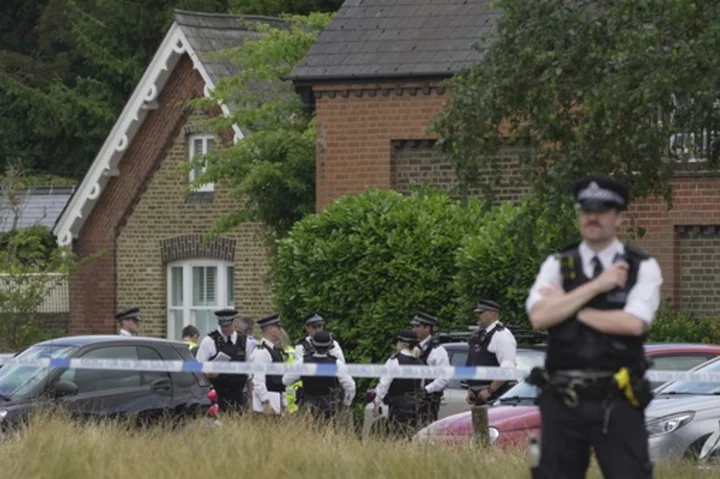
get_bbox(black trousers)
[216,387,246,414]
[419,392,441,425]
[535,390,653,479]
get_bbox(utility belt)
[527,367,652,409]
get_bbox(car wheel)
[685,434,713,460]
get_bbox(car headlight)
[0,410,6,422]
[646,411,694,438]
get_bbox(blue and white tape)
[1,356,720,383]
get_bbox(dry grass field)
[0,412,717,479]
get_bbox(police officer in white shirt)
[294,313,345,363]
[526,174,663,479]
[465,299,517,405]
[116,307,140,336]
[410,311,450,424]
[249,313,288,416]
[195,309,252,413]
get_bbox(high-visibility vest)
[284,345,301,414]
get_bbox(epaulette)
[624,242,650,260]
[553,242,581,260]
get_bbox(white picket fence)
[0,273,69,313]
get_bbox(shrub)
[271,188,486,363]
[454,195,579,327]
[648,305,720,344]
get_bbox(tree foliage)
[271,188,487,364]
[434,0,720,205]
[195,13,332,240]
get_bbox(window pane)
[193,309,216,338]
[206,266,217,306]
[227,266,234,306]
[650,355,711,372]
[192,138,203,159]
[66,346,141,393]
[171,309,184,341]
[206,138,214,153]
[192,266,205,306]
[170,267,183,307]
[137,346,170,386]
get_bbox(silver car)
[647,356,720,462]
[361,343,545,438]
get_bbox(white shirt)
[281,353,356,406]
[249,338,287,414]
[118,329,133,337]
[294,337,345,363]
[374,349,417,405]
[418,337,450,394]
[525,238,663,324]
[479,320,517,368]
[195,328,254,362]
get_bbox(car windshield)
[656,358,720,395]
[0,344,76,399]
[498,380,540,401]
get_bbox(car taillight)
[207,389,217,402]
[208,404,219,417]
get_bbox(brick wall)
[70,54,272,336]
[675,225,720,316]
[115,108,273,338]
[391,139,528,202]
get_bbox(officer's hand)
[594,261,629,292]
[466,389,476,405]
[373,402,381,418]
[478,388,491,402]
[262,402,274,415]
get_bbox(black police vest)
[466,324,504,387]
[386,353,424,399]
[297,338,314,355]
[418,337,440,364]
[208,331,247,389]
[259,342,286,393]
[545,243,648,373]
[301,354,342,398]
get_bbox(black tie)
[592,256,603,278]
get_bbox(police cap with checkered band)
[572,174,629,212]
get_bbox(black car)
[0,336,211,431]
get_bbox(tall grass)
[0,412,716,479]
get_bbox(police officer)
[373,330,426,439]
[115,307,140,336]
[465,299,517,405]
[182,325,200,356]
[410,311,450,425]
[249,313,288,416]
[282,331,356,420]
[195,309,251,413]
[526,174,663,479]
[294,313,345,363]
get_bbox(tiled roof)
[0,186,75,233]
[289,0,499,83]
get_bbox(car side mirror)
[53,380,79,398]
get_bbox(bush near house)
[271,188,486,364]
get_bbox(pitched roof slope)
[0,186,75,233]
[289,0,499,83]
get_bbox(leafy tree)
[194,13,332,240]
[433,0,720,205]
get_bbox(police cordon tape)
[1,356,720,383]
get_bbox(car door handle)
[150,378,172,393]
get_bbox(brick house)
[52,11,283,339]
[290,0,720,316]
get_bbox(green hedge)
[648,306,720,344]
[271,188,486,363]
[454,196,580,326]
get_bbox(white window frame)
[188,134,215,192]
[167,259,235,340]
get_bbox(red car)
[413,343,720,448]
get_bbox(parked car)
[0,335,211,433]
[361,342,546,438]
[413,343,720,447]
[698,420,720,468]
[0,353,15,369]
[645,355,720,461]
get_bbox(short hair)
[182,325,199,338]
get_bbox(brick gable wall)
[116,109,273,337]
[312,81,720,314]
[70,54,273,336]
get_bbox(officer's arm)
[333,342,346,363]
[339,373,356,405]
[373,358,395,404]
[250,348,271,403]
[527,256,604,330]
[577,258,663,336]
[424,347,450,393]
[282,355,302,386]
[487,333,517,393]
